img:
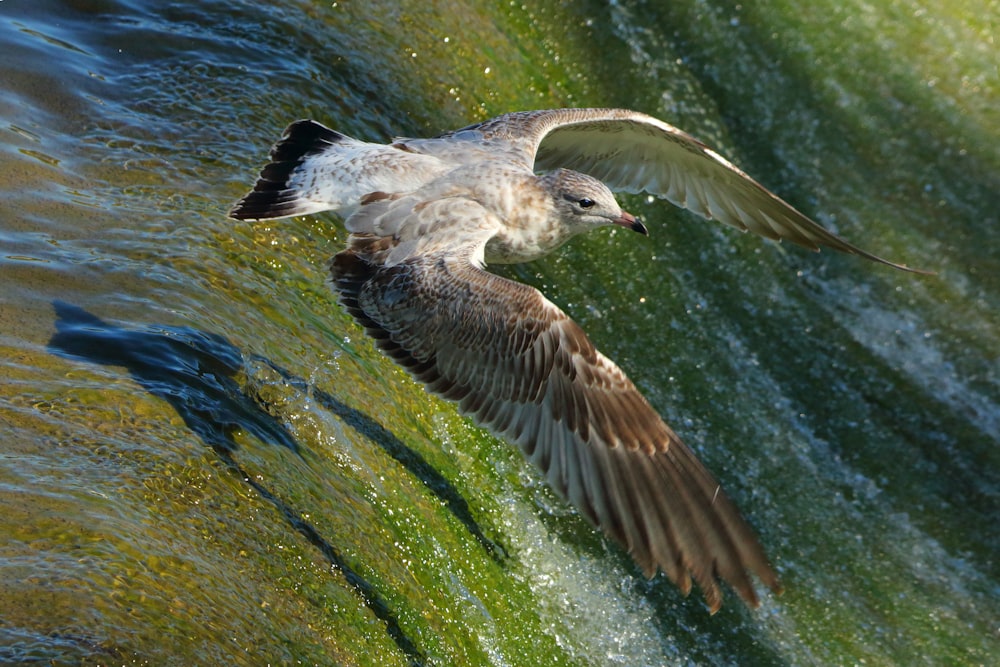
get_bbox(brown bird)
[231,108,926,612]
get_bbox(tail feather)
[230,120,347,221]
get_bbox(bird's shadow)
[47,301,506,665]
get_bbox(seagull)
[230,108,927,612]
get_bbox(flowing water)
[1,0,998,664]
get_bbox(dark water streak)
[48,301,520,664]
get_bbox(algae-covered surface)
[1,0,997,664]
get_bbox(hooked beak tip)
[615,210,648,236]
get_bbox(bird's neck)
[478,173,576,264]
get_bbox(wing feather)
[329,207,781,611]
[453,108,929,273]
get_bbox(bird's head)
[542,169,647,236]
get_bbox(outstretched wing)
[452,108,928,273]
[330,201,782,611]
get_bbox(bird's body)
[231,108,925,612]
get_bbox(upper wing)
[330,202,782,611]
[453,108,928,273]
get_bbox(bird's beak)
[614,210,648,236]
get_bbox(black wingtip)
[228,191,307,221]
[229,120,346,221]
[270,120,346,163]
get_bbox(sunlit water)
[1,1,998,665]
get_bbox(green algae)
[0,0,997,664]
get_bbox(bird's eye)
[578,198,596,209]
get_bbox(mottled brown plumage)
[231,108,926,611]
[330,230,779,610]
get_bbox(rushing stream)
[1,1,997,664]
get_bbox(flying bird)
[231,108,926,611]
